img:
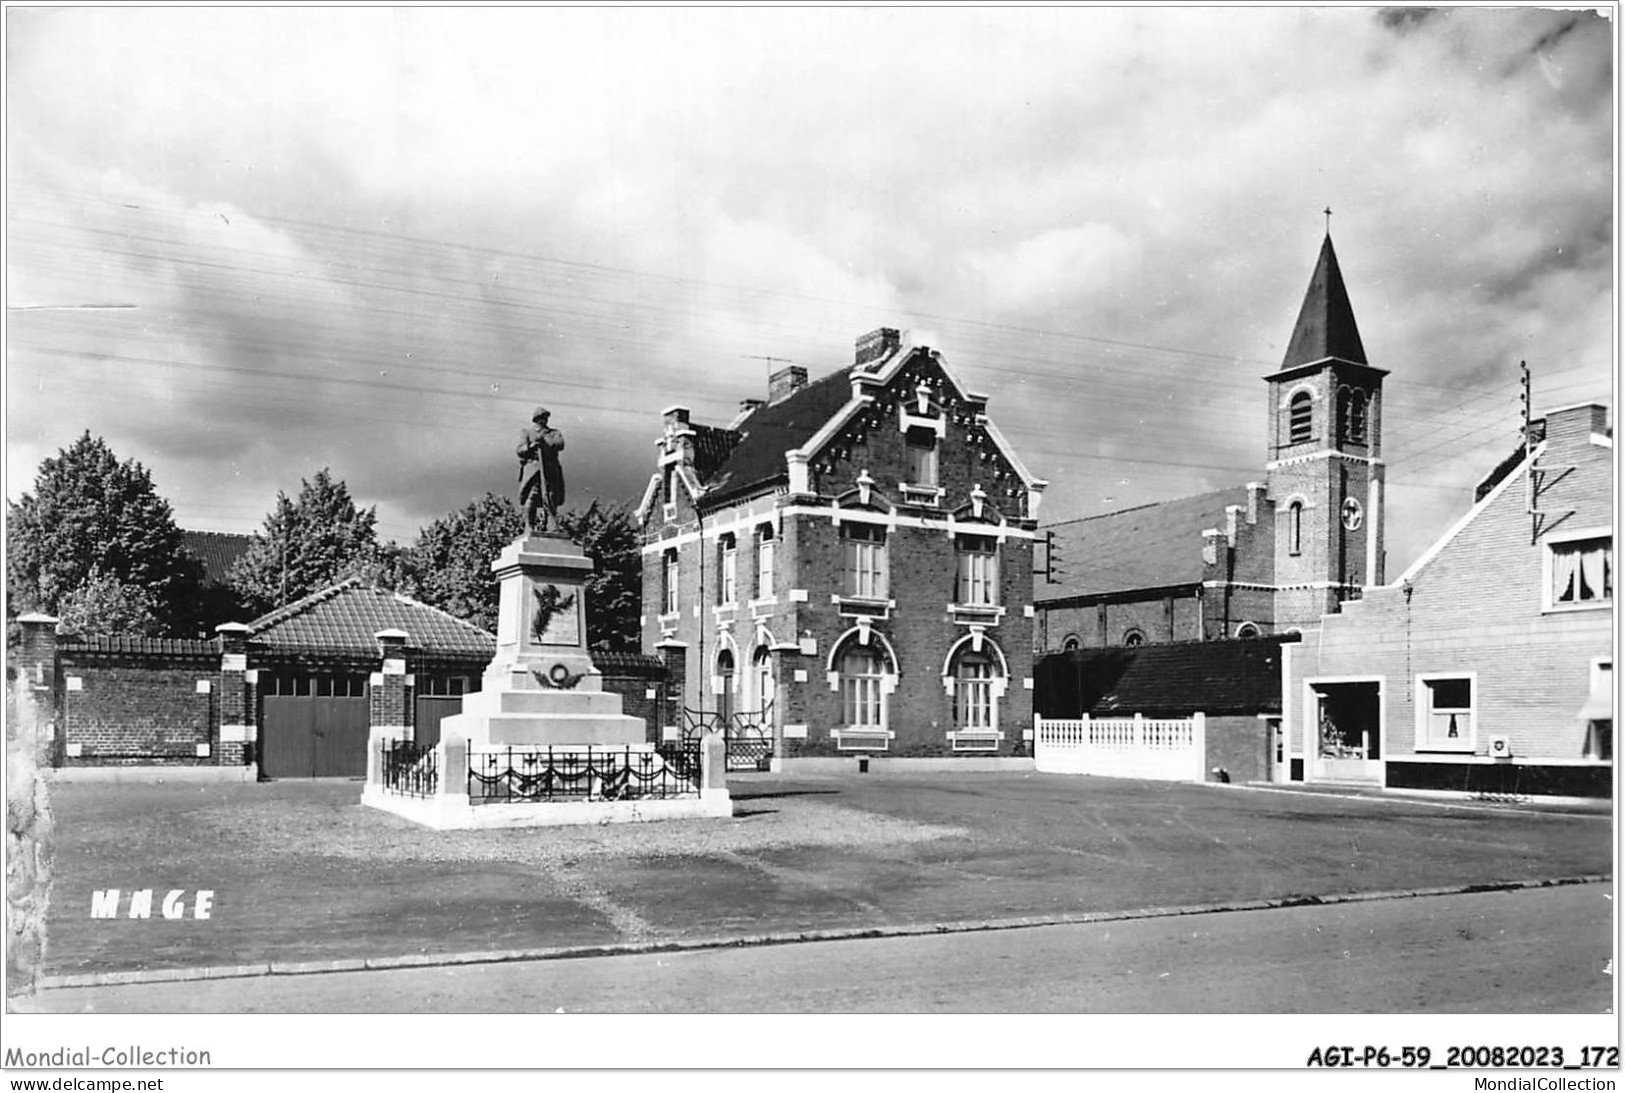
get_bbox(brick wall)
[1286,406,1612,778]
[1204,714,1270,784]
[59,658,218,766]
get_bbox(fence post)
[1033,714,1044,767]
[1133,712,1143,750]
[1192,712,1207,782]
[700,731,727,801]
[438,732,467,802]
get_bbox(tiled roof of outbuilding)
[181,530,256,586]
[1039,486,1248,600]
[248,579,495,657]
[1035,635,1293,719]
[699,365,857,503]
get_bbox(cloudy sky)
[6,7,1614,575]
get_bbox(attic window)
[906,427,938,487]
[1289,392,1313,444]
[1122,629,1146,647]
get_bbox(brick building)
[638,328,1048,766]
[1282,402,1613,795]
[1035,234,1386,651]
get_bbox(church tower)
[1266,234,1387,632]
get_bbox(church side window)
[1289,392,1313,444]
[1288,502,1303,556]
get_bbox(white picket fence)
[1033,713,1207,782]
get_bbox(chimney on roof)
[1538,403,1609,446]
[768,365,808,405]
[1245,482,1266,525]
[855,327,901,368]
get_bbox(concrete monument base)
[364,534,729,828]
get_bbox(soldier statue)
[517,406,566,536]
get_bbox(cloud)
[5,7,1612,574]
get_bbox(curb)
[34,874,1612,992]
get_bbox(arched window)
[840,646,885,728]
[1123,628,1146,647]
[715,648,735,721]
[1348,390,1368,445]
[752,646,774,714]
[1061,634,1082,652]
[1288,501,1303,557]
[754,525,775,600]
[1289,391,1313,444]
[954,651,997,730]
[662,549,680,615]
[717,534,737,605]
[1236,622,1261,639]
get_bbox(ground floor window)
[954,653,996,730]
[1416,674,1474,751]
[841,647,885,728]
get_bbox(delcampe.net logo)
[89,889,216,919]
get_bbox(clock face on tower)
[1341,497,1364,532]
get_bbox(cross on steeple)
[1323,206,1333,236]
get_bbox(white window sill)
[1542,600,1612,615]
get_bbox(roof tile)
[1041,486,1248,599]
[248,579,495,657]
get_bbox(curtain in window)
[1553,544,1582,603]
[1579,542,1610,602]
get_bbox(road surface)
[19,883,1613,1017]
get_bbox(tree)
[229,468,385,617]
[55,567,160,638]
[557,500,642,654]
[399,493,523,633]
[403,495,642,651]
[7,432,204,634]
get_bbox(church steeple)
[1281,234,1367,368]
[1265,232,1388,632]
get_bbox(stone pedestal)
[442,535,646,748]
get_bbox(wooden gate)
[260,673,370,778]
[414,696,464,748]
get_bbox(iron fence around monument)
[380,738,438,798]
[467,743,703,804]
